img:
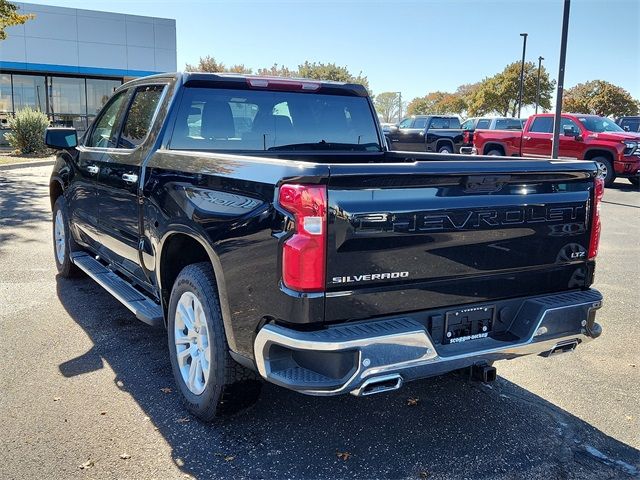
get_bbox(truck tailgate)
[324,160,597,322]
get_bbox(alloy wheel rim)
[596,161,608,179]
[174,291,211,395]
[54,210,66,264]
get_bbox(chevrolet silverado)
[46,73,604,421]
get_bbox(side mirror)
[563,126,578,137]
[45,127,78,149]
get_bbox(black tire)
[438,144,453,154]
[628,177,639,187]
[52,196,81,277]
[167,262,261,421]
[593,156,615,187]
[486,149,503,156]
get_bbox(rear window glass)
[169,87,381,152]
[494,118,523,130]
[429,117,460,129]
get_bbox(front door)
[71,89,130,250]
[94,84,165,282]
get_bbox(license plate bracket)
[443,306,494,344]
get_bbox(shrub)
[4,108,50,154]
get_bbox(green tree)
[296,61,370,92]
[466,61,554,117]
[0,0,33,40]
[185,55,253,74]
[256,63,296,77]
[563,80,639,117]
[374,92,402,122]
[406,91,466,116]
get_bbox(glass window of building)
[0,74,12,113]
[50,77,87,130]
[86,79,121,116]
[12,75,46,112]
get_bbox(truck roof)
[119,72,370,97]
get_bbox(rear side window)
[476,119,491,129]
[118,85,165,148]
[529,117,554,133]
[169,87,381,152]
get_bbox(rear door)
[94,84,165,279]
[521,116,553,157]
[324,160,596,322]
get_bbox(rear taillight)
[588,176,604,260]
[247,77,321,91]
[463,131,470,143]
[278,184,327,292]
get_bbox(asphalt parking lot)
[1,164,638,480]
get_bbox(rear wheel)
[486,149,503,156]
[628,177,639,187]
[167,262,261,421]
[438,144,453,154]
[52,196,81,278]
[593,156,615,187]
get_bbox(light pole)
[394,91,402,122]
[535,56,544,114]
[552,0,571,159]
[517,33,528,118]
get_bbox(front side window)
[560,118,581,135]
[529,117,554,133]
[170,87,381,152]
[86,90,128,148]
[398,117,413,128]
[578,116,625,133]
[118,85,165,148]
[460,119,473,130]
[413,117,428,129]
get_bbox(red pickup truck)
[472,113,640,186]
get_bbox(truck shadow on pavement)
[0,168,51,250]
[56,276,640,480]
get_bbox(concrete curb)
[0,159,55,171]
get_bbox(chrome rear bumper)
[254,289,603,396]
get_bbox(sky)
[19,0,640,112]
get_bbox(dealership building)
[0,2,176,136]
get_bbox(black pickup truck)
[385,115,464,153]
[47,72,604,421]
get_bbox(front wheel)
[593,156,615,187]
[52,196,81,277]
[167,262,261,421]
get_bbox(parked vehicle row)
[46,72,604,421]
[472,113,640,186]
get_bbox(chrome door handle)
[523,136,531,140]
[122,173,138,184]
[86,165,99,175]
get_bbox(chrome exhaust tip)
[545,339,579,356]
[350,374,403,397]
